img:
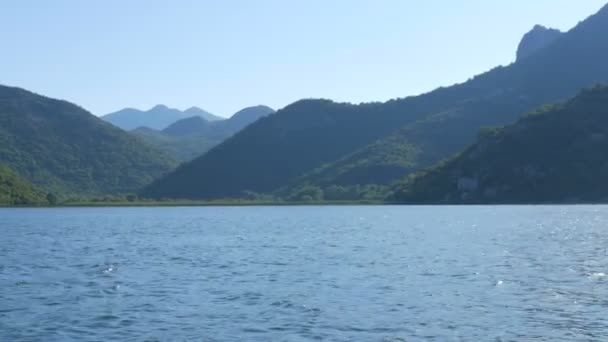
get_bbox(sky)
[1,1,606,117]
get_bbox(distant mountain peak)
[516,24,562,61]
[184,106,204,113]
[150,104,171,111]
[134,104,276,162]
[183,106,224,121]
[532,24,549,30]
[102,104,222,130]
[162,115,210,136]
[231,105,275,119]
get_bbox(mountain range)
[0,85,176,195]
[2,4,608,204]
[132,105,275,161]
[102,105,223,130]
[141,3,608,200]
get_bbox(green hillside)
[288,5,608,197]
[391,86,608,204]
[0,164,45,205]
[132,105,274,162]
[0,85,176,195]
[142,4,608,200]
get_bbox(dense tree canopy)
[0,164,45,205]
[391,86,608,203]
[0,85,176,195]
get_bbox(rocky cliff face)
[516,25,562,61]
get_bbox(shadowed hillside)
[144,4,608,200]
[391,86,608,203]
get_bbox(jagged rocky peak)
[516,25,562,61]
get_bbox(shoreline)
[2,201,608,208]
[0,199,386,208]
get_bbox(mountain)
[142,4,608,200]
[516,25,562,61]
[142,99,419,199]
[0,85,176,195]
[132,105,275,161]
[163,116,212,136]
[275,6,608,200]
[391,86,608,204]
[220,105,277,132]
[131,124,218,162]
[102,105,222,130]
[0,164,45,205]
[183,106,222,122]
[162,105,275,138]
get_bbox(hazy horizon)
[1,0,606,117]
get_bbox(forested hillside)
[0,164,45,205]
[0,85,176,195]
[391,86,608,203]
[142,4,608,200]
[132,105,274,161]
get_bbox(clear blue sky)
[1,1,606,117]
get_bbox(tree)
[46,193,58,206]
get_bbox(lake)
[1,206,607,341]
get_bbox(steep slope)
[133,105,275,161]
[0,164,45,205]
[102,105,221,130]
[286,84,537,192]
[143,4,608,200]
[278,5,608,198]
[516,25,562,61]
[391,86,608,204]
[0,85,176,194]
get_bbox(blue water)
[1,206,608,341]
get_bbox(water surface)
[1,206,607,341]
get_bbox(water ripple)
[1,205,608,341]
